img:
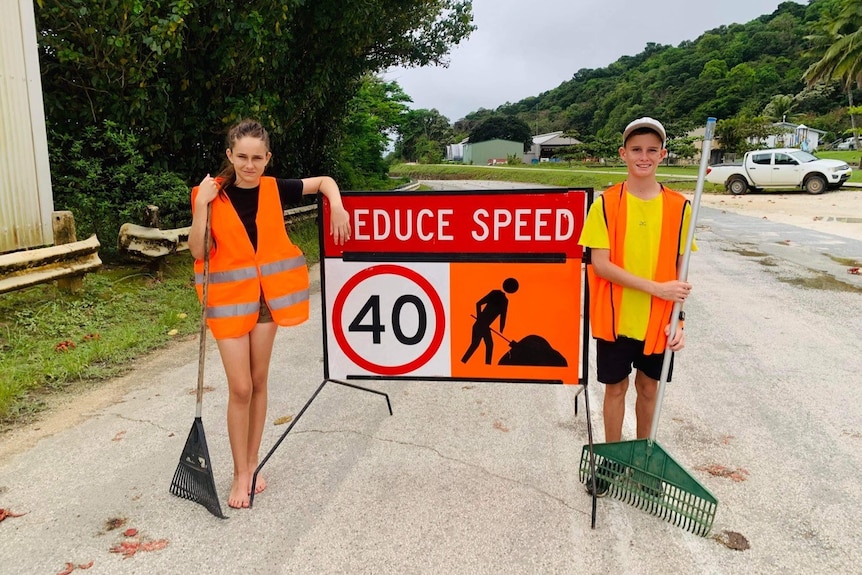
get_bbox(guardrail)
[3,184,421,294]
[117,204,321,275]
[0,211,102,295]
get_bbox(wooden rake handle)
[195,203,212,418]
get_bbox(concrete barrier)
[0,234,102,295]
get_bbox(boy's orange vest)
[587,183,688,354]
[192,177,309,339]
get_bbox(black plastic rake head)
[170,418,226,519]
[580,441,716,537]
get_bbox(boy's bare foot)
[228,475,250,509]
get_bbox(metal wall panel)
[0,0,54,254]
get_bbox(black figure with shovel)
[461,277,519,365]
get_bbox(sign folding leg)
[249,379,392,508]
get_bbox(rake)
[170,204,226,518]
[580,118,718,536]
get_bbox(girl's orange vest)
[192,177,309,339]
[587,183,688,355]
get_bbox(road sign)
[320,188,590,385]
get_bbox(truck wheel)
[804,175,826,195]
[726,176,748,195]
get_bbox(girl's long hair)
[215,119,272,190]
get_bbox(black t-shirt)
[223,178,303,250]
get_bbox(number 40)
[348,295,427,345]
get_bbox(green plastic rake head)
[580,440,717,537]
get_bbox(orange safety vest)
[587,183,688,355]
[192,177,309,339]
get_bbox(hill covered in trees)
[452,0,856,146]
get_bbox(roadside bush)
[49,121,191,259]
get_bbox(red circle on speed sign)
[332,264,446,375]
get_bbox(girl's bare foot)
[248,474,266,495]
[228,475,250,509]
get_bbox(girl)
[189,119,350,509]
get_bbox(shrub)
[49,121,191,258]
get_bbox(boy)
[578,117,694,496]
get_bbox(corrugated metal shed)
[0,0,54,254]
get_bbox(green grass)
[817,150,862,178]
[389,163,722,192]
[392,157,862,187]
[0,218,320,427]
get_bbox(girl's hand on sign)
[330,205,351,245]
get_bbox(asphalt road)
[1,182,860,574]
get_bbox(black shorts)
[595,336,673,384]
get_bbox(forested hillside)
[455,0,857,143]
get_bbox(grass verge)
[0,218,320,427]
[388,163,724,192]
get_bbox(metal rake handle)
[649,117,716,442]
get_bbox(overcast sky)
[384,0,807,122]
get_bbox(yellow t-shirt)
[578,189,695,340]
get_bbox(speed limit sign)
[325,262,451,378]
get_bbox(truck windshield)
[790,150,818,163]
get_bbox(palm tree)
[763,94,796,123]
[803,0,862,151]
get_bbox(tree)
[763,94,797,121]
[335,77,410,189]
[468,114,532,150]
[394,108,454,162]
[666,136,698,164]
[35,1,475,182]
[715,115,776,153]
[803,0,862,151]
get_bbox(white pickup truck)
[705,148,852,195]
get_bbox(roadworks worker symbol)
[450,262,579,383]
[460,276,568,368]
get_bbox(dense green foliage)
[804,0,862,148]
[804,0,862,90]
[467,114,532,150]
[336,77,411,189]
[35,0,474,185]
[394,108,456,163]
[50,121,190,256]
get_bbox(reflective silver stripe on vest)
[206,300,260,319]
[268,289,309,311]
[195,265,258,285]
[260,255,306,277]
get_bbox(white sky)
[384,0,807,122]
